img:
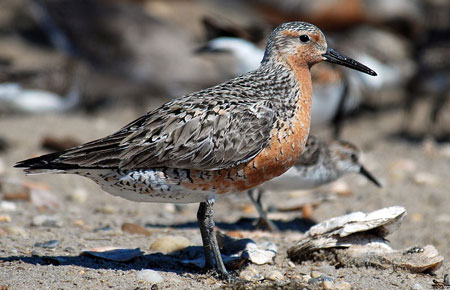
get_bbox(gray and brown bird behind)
[248,134,381,231]
[15,22,376,280]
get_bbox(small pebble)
[73,220,86,228]
[95,204,117,214]
[413,172,439,185]
[34,240,59,249]
[93,226,113,232]
[150,236,193,254]
[2,182,30,201]
[30,188,62,210]
[288,274,302,280]
[239,270,264,281]
[329,180,353,196]
[32,215,63,227]
[0,201,17,212]
[0,215,11,223]
[309,274,334,286]
[4,226,27,237]
[95,205,116,214]
[301,204,314,219]
[322,280,334,289]
[334,281,352,290]
[242,203,256,214]
[410,213,423,222]
[136,270,164,284]
[266,270,284,281]
[70,188,88,203]
[444,274,449,286]
[411,283,424,290]
[242,241,277,265]
[389,159,417,179]
[310,271,322,278]
[3,191,30,201]
[122,223,151,236]
[163,204,176,213]
[436,214,450,223]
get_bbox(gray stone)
[150,236,193,254]
[411,283,424,290]
[266,270,284,281]
[32,215,63,227]
[136,270,164,284]
[34,239,59,249]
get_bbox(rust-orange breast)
[182,64,313,194]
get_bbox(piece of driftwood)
[288,206,444,274]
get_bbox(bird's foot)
[254,217,279,232]
[206,269,244,283]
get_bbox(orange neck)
[228,61,313,192]
[285,56,313,133]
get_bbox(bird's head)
[329,140,381,187]
[263,22,377,76]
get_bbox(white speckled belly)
[70,168,215,203]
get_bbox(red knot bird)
[15,22,376,280]
[247,135,381,231]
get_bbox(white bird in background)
[200,37,263,76]
[0,83,80,114]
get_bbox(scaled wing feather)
[58,97,274,171]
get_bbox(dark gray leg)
[247,189,278,231]
[197,200,228,277]
[197,202,214,269]
[428,90,449,138]
[332,75,350,138]
[402,75,421,134]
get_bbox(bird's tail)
[14,151,79,174]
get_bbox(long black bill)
[323,48,377,76]
[360,165,382,187]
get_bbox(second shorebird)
[248,135,381,231]
[15,22,376,280]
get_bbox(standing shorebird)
[248,135,381,231]
[15,22,376,280]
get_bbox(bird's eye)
[299,34,310,43]
[350,153,358,162]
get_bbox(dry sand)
[0,106,449,289]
